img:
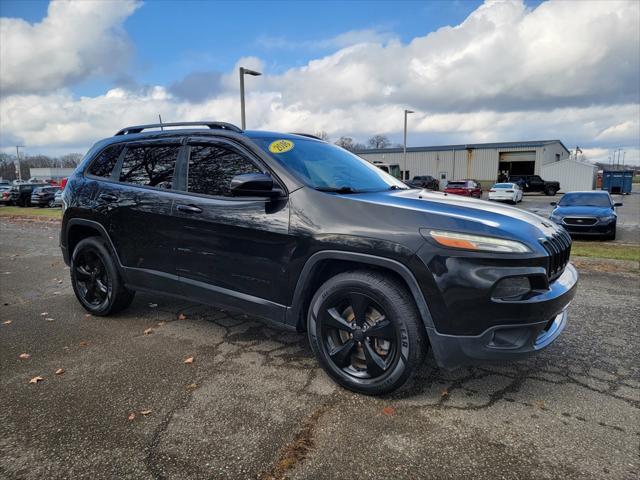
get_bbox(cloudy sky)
[1,0,639,164]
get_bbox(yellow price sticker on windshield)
[269,139,294,154]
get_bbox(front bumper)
[561,221,615,237]
[425,263,577,369]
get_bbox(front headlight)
[598,215,615,221]
[426,230,531,253]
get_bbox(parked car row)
[0,183,62,207]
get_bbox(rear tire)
[307,270,427,395]
[545,187,557,196]
[70,237,135,316]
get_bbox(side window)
[187,144,261,197]
[119,144,180,189]
[88,144,125,178]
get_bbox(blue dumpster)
[602,170,634,194]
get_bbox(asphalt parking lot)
[1,218,639,480]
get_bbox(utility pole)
[403,109,414,181]
[15,145,24,181]
[158,114,164,131]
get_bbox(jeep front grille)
[540,229,572,281]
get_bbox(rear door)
[174,137,294,312]
[96,139,187,294]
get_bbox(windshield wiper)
[388,185,408,190]
[315,186,359,194]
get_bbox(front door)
[174,138,294,318]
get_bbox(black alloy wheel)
[74,249,111,309]
[321,292,398,380]
[70,237,135,315]
[308,270,426,395]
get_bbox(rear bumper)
[426,263,577,369]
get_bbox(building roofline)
[355,140,571,155]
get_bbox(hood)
[552,205,613,217]
[339,188,561,245]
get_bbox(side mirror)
[550,202,557,206]
[614,202,623,207]
[230,173,281,197]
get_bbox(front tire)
[70,237,135,315]
[307,270,427,395]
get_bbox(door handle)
[98,193,119,202]
[176,204,203,214]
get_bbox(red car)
[444,179,482,198]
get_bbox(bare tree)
[314,131,330,141]
[335,136,367,152]
[367,134,391,149]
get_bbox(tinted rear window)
[446,182,466,187]
[119,144,180,189]
[89,144,125,178]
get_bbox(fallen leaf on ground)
[148,303,158,308]
[143,328,153,335]
[128,412,136,421]
[178,313,187,320]
[53,292,61,295]
[140,409,152,415]
[79,341,89,347]
[29,376,44,384]
[40,312,48,316]
[440,388,449,398]
[3,320,12,325]
[18,353,31,360]
[55,368,65,375]
[534,400,545,409]
[45,317,55,322]
[382,406,396,416]
[157,321,166,326]
[84,314,92,318]
[184,356,195,364]
[186,383,198,391]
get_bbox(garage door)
[498,151,535,176]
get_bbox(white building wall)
[358,141,570,186]
[541,159,597,192]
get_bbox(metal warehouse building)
[356,140,596,192]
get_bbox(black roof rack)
[115,121,243,136]
[290,132,325,141]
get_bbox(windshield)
[559,193,611,207]
[251,137,408,192]
[493,183,514,189]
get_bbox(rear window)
[89,144,125,178]
[493,183,514,189]
[446,181,466,187]
[119,144,180,189]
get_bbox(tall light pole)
[15,145,25,181]
[239,67,262,130]
[403,109,414,180]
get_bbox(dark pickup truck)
[509,175,559,196]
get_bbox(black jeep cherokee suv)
[60,121,577,395]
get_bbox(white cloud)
[0,0,140,95]
[1,0,639,163]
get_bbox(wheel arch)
[285,250,435,333]
[65,219,124,271]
